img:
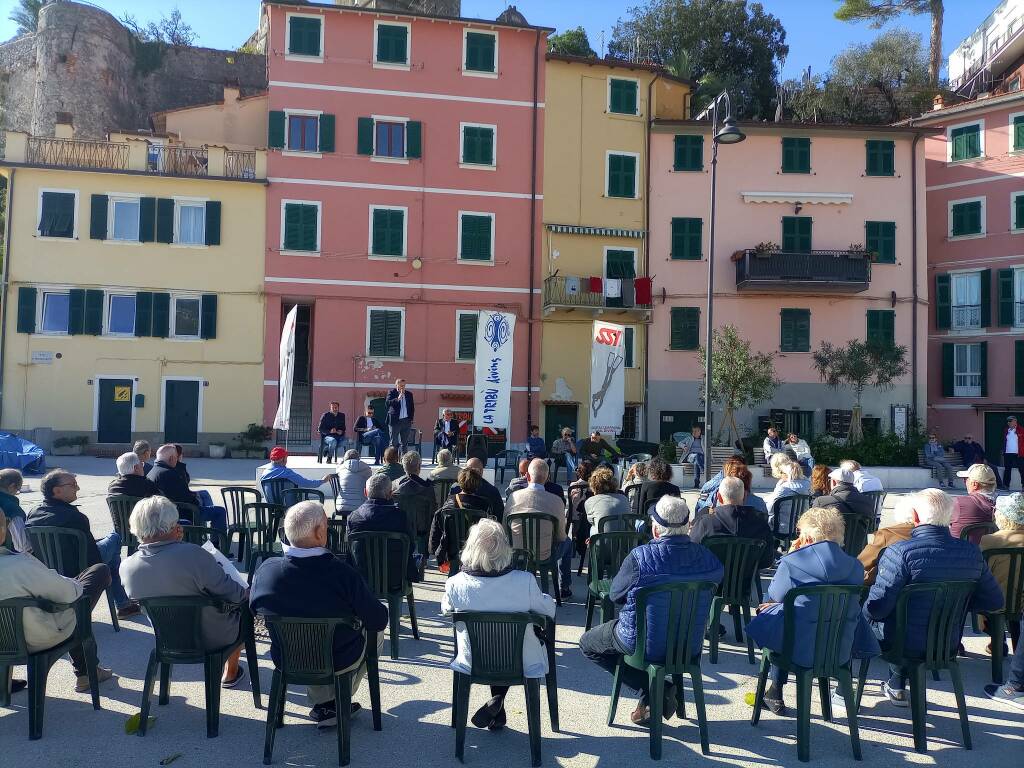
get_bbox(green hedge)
[810,427,926,468]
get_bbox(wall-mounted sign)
[31,351,55,365]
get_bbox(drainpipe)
[526,30,540,439]
[642,75,660,443]
[0,169,14,425]
[911,132,921,424]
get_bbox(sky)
[0,0,990,80]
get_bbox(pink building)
[646,122,928,443]
[261,1,548,449]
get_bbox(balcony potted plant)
[52,435,88,456]
[208,441,227,459]
[231,423,273,459]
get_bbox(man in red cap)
[261,447,333,505]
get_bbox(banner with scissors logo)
[473,311,515,430]
[590,320,625,434]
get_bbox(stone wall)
[336,0,463,16]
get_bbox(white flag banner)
[272,305,298,431]
[589,321,626,434]
[473,311,516,430]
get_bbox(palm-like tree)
[10,0,53,36]
[835,1,944,86]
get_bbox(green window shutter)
[368,311,386,356]
[369,310,403,357]
[462,126,494,165]
[865,140,895,176]
[782,216,812,252]
[673,135,703,171]
[980,268,992,327]
[16,287,36,334]
[269,111,286,149]
[935,273,951,330]
[89,194,108,240]
[980,341,988,397]
[865,220,895,263]
[372,209,404,256]
[951,124,981,161]
[67,289,85,335]
[139,197,156,243]
[942,343,955,396]
[670,217,702,260]
[781,137,810,173]
[156,198,174,243]
[951,201,983,236]
[609,78,638,114]
[1015,115,1024,152]
[204,201,221,246]
[135,291,153,337]
[300,204,318,252]
[152,292,171,338]
[624,327,635,368]
[318,114,335,153]
[460,215,493,261]
[377,24,408,64]
[998,268,1015,326]
[406,121,422,159]
[357,117,374,155]
[289,16,321,56]
[670,307,699,350]
[39,191,75,238]
[283,203,301,251]
[605,249,636,279]
[1015,195,1024,230]
[780,308,810,352]
[200,294,218,339]
[84,289,104,335]
[1016,341,1024,396]
[465,32,495,72]
[607,154,637,198]
[457,313,478,359]
[866,309,895,346]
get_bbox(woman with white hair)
[441,518,556,731]
[765,458,810,522]
[981,494,1024,653]
[857,495,915,586]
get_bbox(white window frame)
[104,292,136,337]
[365,305,406,360]
[170,293,203,341]
[367,204,408,260]
[455,310,479,362]
[172,197,208,247]
[285,11,325,63]
[623,325,639,369]
[947,195,987,240]
[92,375,137,436]
[159,376,205,439]
[370,114,411,164]
[950,270,983,331]
[106,194,142,244]
[1009,111,1024,153]
[605,150,641,199]
[283,108,323,157]
[280,199,322,257]
[946,118,985,163]
[607,75,641,116]
[36,286,72,336]
[462,27,498,78]
[1014,266,1024,328]
[952,342,982,397]
[457,210,496,265]
[373,19,411,70]
[36,188,79,241]
[459,122,497,170]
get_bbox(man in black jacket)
[318,401,347,460]
[148,444,227,533]
[385,379,415,453]
[688,477,774,570]
[812,467,875,520]
[108,452,160,499]
[348,473,421,588]
[354,404,387,465]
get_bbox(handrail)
[26,137,129,170]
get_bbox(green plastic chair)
[396,491,435,560]
[281,487,326,508]
[180,524,230,552]
[840,513,871,557]
[261,477,296,507]
[863,491,885,533]
[511,547,537,573]
[750,584,863,763]
[0,594,100,739]
[507,558,560,728]
[959,521,998,542]
[769,494,812,553]
[245,502,285,584]
[450,611,555,766]
[584,531,643,630]
[493,449,522,486]
[136,596,261,738]
[174,501,201,525]
[598,513,645,534]
[326,519,349,559]
[855,580,976,754]
[607,580,717,759]
[221,486,262,563]
[981,547,1024,684]
[348,531,419,659]
[27,525,120,632]
[703,536,766,664]
[439,508,481,576]
[325,474,344,516]
[105,494,142,555]
[262,615,382,766]
[434,479,455,509]
[504,511,563,606]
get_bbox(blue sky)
[0,0,986,79]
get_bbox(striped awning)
[546,224,646,238]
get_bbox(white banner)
[589,320,626,434]
[473,311,516,430]
[272,305,298,431]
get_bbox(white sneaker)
[75,666,114,693]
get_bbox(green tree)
[547,26,596,58]
[609,0,789,118]
[121,7,197,46]
[834,0,944,86]
[698,325,781,448]
[9,0,52,36]
[812,339,909,442]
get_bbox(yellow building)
[0,115,267,451]
[541,54,691,446]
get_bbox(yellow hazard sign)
[114,386,131,402]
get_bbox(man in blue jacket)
[347,473,421,587]
[579,495,722,726]
[864,488,1004,706]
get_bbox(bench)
[918,449,965,480]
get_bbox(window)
[605,249,636,308]
[461,124,495,166]
[669,307,700,350]
[621,405,639,440]
[367,308,404,358]
[175,201,206,245]
[1010,76,1022,93]
[107,294,136,335]
[780,308,811,352]
[456,312,478,360]
[287,114,319,152]
[173,296,201,339]
[865,140,895,176]
[459,212,494,262]
[358,117,420,158]
[40,291,70,334]
[464,30,496,74]
[375,22,409,66]
[624,326,636,368]
[952,272,982,329]
[866,309,895,346]
[109,197,140,242]
[781,137,810,173]
[954,343,982,396]
[949,198,984,238]
[609,78,639,115]
[670,218,702,260]
[949,123,982,161]
[375,121,406,158]
[782,216,812,253]
[38,190,77,239]
[282,201,320,253]
[147,140,165,172]
[607,152,638,198]
[369,206,406,258]
[1013,113,1024,151]
[865,220,896,263]
[673,135,703,171]
[1013,192,1024,232]
[1015,269,1024,327]
[287,14,322,58]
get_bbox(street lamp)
[703,91,745,447]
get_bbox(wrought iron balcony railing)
[27,137,130,171]
[734,249,871,293]
[224,149,257,179]
[542,275,652,313]
[952,304,981,330]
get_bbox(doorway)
[96,378,133,443]
[164,378,201,444]
[985,410,1024,462]
[659,410,703,442]
[544,404,578,447]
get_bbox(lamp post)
[703,91,745,446]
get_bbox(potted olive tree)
[231,423,273,459]
[52,436,88,456]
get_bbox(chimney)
[54,112,74,138]
[932,94,945,111]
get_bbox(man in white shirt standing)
[1003,416,1024,490]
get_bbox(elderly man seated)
[0,468,31,553]
[260,446,332,504]
[375,447,406,483]
[430,449,461,482]
[812,467,875,521]
[840,460,883,494]
[951,463,998,543]
[688,476,774,570]
[0,509,115,695]
[348,473,421,584]
[579,496,722,725]
[505,458,571,597]
[334,449,373,519]
[134,440,154,475]
[250,501,388,727]
[147,444,228,534]
[121,497,249,687]
[108,451,160,499]
[393,451,434,503]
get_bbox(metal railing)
[1016,301,1024,327]
[27,137,130,171]
[542,275,651,310]
[954,373,981,398]
[952,304,981,329]
[224,150,257,179]
[149,145,208,177]
[735,249,871,291]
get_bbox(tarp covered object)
[0,432,46,474]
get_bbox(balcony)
[952,304,982,330]
[734,249,871,293]
[1016,301,1024,327]
[542,275,652,317]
